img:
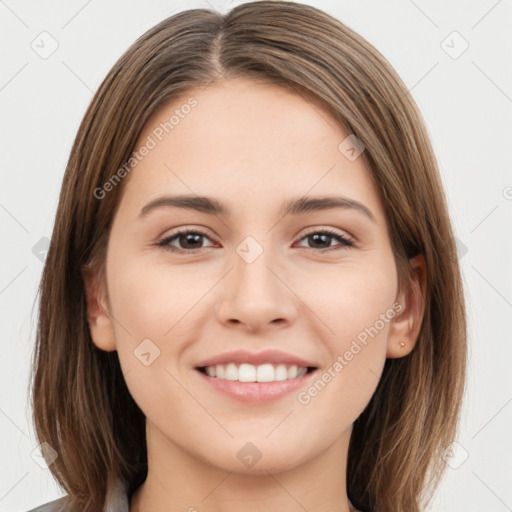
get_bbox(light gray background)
[1,0,511,511]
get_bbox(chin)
[200,438,313,476]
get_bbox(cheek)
[105,256,200,430]
[105,255,214,411]
[107,252,211,342]
[308,259,397,347]
[298,262,395,408]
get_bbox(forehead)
[117,77,385,224]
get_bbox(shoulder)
[26,495,68,512]
[26,478,130,512]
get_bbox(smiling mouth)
[196,363,317,383]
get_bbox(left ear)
[387,254,427,358]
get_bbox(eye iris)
[180,233,203,249]
[309,233,331,248]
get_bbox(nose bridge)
[215,236,296,330]
[235,239,279,298]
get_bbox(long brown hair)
[30,2,467,511]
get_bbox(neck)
[130,421,358,512]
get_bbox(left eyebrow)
[281,195,376,222]
[138,194,376,223]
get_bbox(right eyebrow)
[138,195,229,219]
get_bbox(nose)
[215,248,298,333]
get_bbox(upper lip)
[195,349,318,369]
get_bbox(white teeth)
[202,362,311,382]
[225,363,238,381]
[239,363,256,382]
[275,364,288,381]
[296,367,308,377]
[256,363,274,382]
[288,365,298,379]
[215,364,225,379]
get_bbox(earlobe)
[386,254,427,359]
[82,265,117,352]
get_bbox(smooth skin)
[85,77,426,512]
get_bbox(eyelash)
[155,227,355,254]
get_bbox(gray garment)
[27,479,130,512]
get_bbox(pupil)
[310,233,330,248]
[181,233,202,249]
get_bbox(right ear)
[82,264,117,351]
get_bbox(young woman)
[29,2,467,511]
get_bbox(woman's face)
[88,77,418,475]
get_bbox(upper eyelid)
[298,226,353,241]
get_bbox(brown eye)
[296,229,354,251]
[156,227,354,254]
[157,229,214,252]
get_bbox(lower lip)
[195,369,317,403]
